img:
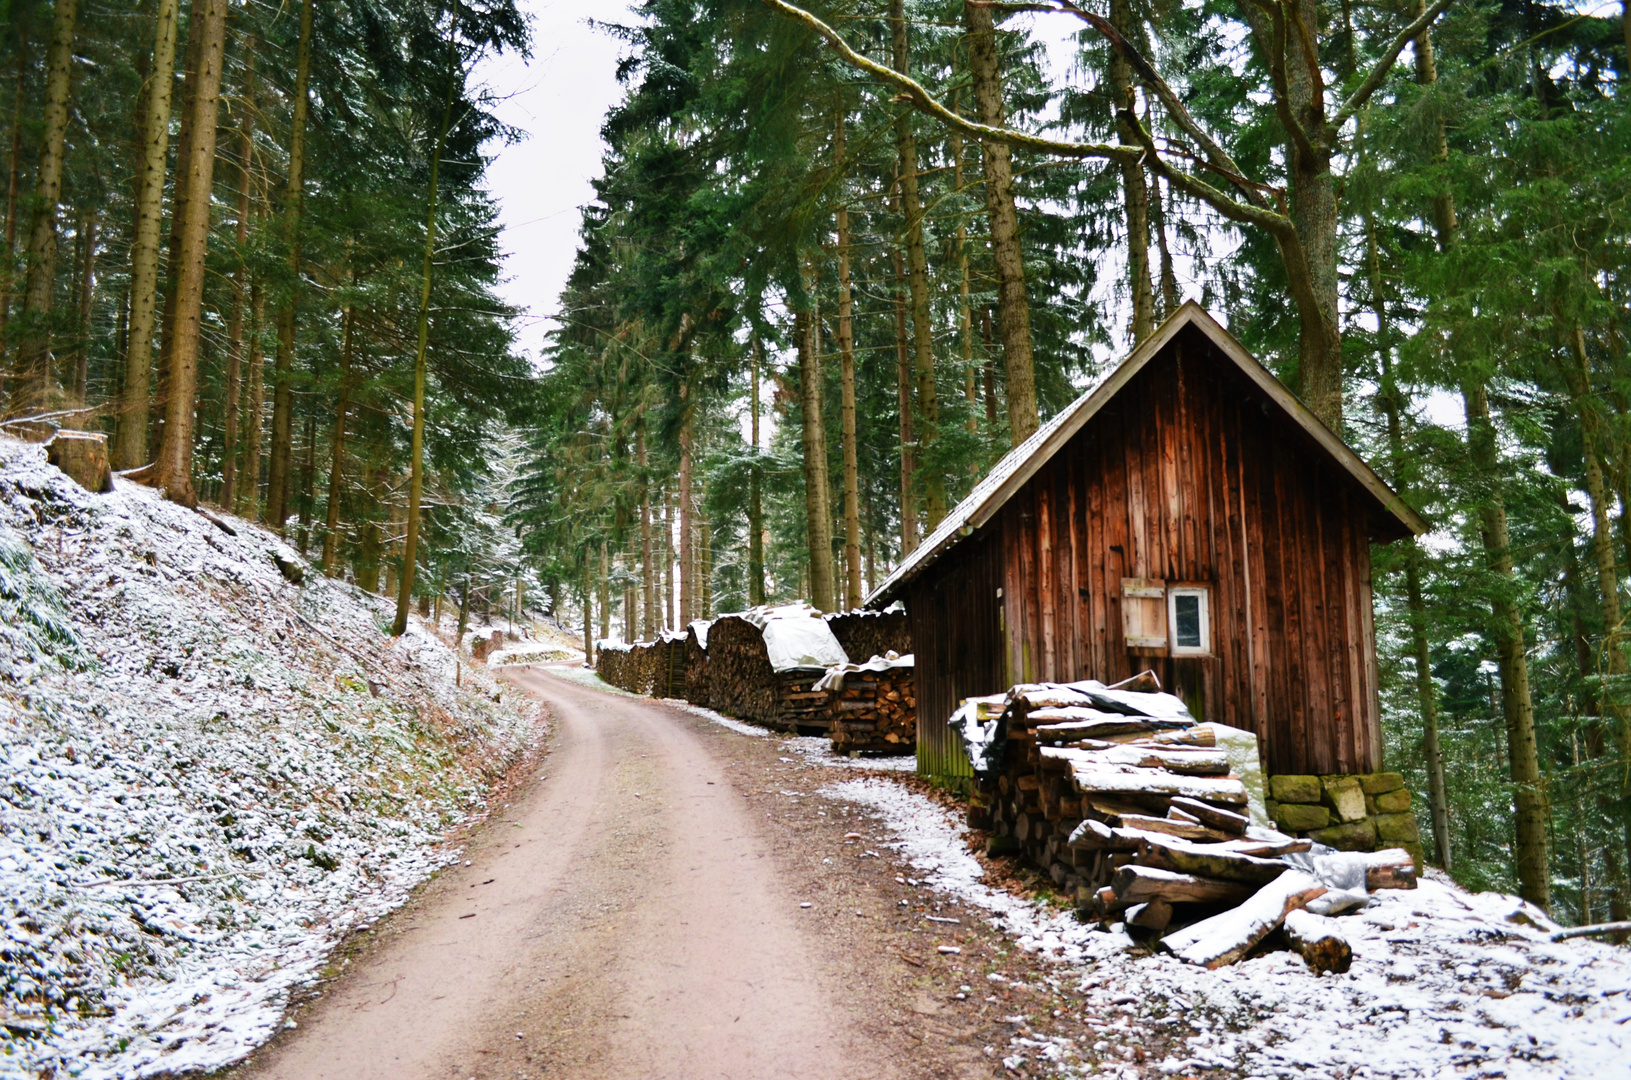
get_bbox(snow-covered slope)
[0,438,547,1078]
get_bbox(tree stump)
[46,431,114,493]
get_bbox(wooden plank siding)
[908,324,1391,777]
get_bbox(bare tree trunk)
[1464,378,1551,910]
[699,494,712,618]
[892,217,918,555]
[297,409,317,551]
[598,538,610,643]
[237,279,265,515]
[663,483,674,628]
[155,0,229,506]
[748,341,766,606]
[221,39,255,507]
[581,556,593,659]
[151,2,205,460]
[72,214,97,407]
[679,378,693,624]
[951,115,977,440]
[639,423,655,638]
[890,0,943,527]
[1109,0,1155,342]
[797,303,835,612]
[964,0,1037,444]
[265,0,314,528]
[1149,173,1180,316]
[114,0,179,465]
[321,303,354,575]
[11,0,80,415]
[835,109,862,609]
[392,33,458,636]
[0,56,24,386]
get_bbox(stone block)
[1375,812,1420,845]
[1402,842,1426,876]
[1358,772,1405,795]
[1321,775,1368,823]
[1273,802,1331,832]
[1270,774,1322,804]
[1309,818,1377,851]
[1372,788,1412,815]
[1265,799,1280,821]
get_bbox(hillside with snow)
[0,437,548,1079]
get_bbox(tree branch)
[1118,106,1294,236]
[1331,0,1456,132]
[1019,0,1275,211]
[759,0,1136,164]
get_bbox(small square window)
[1168,587,1210,655]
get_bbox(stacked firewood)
[771,669,834,734]
[705,615,778,722]
[824,609,910,668]
[594,641,636,690]
[683,621,711,706]
[961,675,1416,971]
[816,652,916,752]
[651,631,687,698]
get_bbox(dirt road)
[236,667,920,1080]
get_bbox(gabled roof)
[865,302,1427,609]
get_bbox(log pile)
[956,674,1417,970]
[683,620,711,706]
[705,615,778,723]
[824,609,910,667]
[816,652,916,752]
[651,631,687,698]
[594,640,635,689]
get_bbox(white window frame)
[1167,586,1211,656]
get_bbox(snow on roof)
[866,303,1425,608]
[687,619,713,648]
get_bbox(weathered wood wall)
[907,527,1004,791]
[911,324,1390,777]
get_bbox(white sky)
[476,1,637,366]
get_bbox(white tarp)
[687,619,712,649]
[1208,722,1270,829]
[813,651,913,692]
[760,614,849,672]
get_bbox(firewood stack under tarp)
[703,604,850,732]
[823,608,910,668]
[815,652,916,753]
[651,630,687,698]
[683,620,711,706]
[950,673,1417,971]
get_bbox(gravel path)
[232,665,906,1080]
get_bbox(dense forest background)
[0,0,1627,923]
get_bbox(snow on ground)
[822,777,1631,1080]
[780,736,916,773]
[0,438,546,1079]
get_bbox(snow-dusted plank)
[1037,743,1230,776]
[1054,758,1248,805]
[1162,871,1326,968]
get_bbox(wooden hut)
[868,304,1425,786]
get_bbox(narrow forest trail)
[230,667,923,1080]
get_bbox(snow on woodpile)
[823,777,1631,1079]
[0,438,546,1078]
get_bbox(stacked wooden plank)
[962,676,1416,969]
[651,631,687,698]
[824,609,910,668]
[683,620,711,706]
[816,652,916,752]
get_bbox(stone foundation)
[1266,771,1424,873]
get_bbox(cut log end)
[46,431,114,494]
